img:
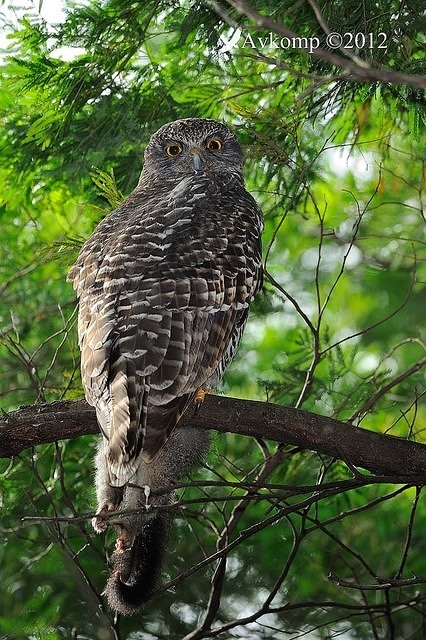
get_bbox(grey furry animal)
[68,118,263,615]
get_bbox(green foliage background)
[0,1,425,638]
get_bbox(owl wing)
[68,173,263,486]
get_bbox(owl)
[68,118,263,613]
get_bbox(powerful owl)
[68,118,263,614]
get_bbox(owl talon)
[193,388,209,414]
[144,484,151,510]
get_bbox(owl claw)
[193,388,210,414]
[143,484,151,510]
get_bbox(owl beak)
[190,148,205,172]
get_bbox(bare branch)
[1,395,426,481]
[328,573,426,591]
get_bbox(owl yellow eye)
[206,138,222,151]
[165,143,183,157]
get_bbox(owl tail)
[100,426,210,615]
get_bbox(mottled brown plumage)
[69,118,263,486]
[68,118,263,613]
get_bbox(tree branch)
[1,395,426,481]
[223,0,426,89]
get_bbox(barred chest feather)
[68,118,263,485]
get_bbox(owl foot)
[193,388,211,414]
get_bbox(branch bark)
[1,395,425,482]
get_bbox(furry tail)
[95,426,210,615]
[104,512,172,615]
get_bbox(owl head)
[141,118,243,182]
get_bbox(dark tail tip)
[104,514,171,616]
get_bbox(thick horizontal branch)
[1,395,426,481]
